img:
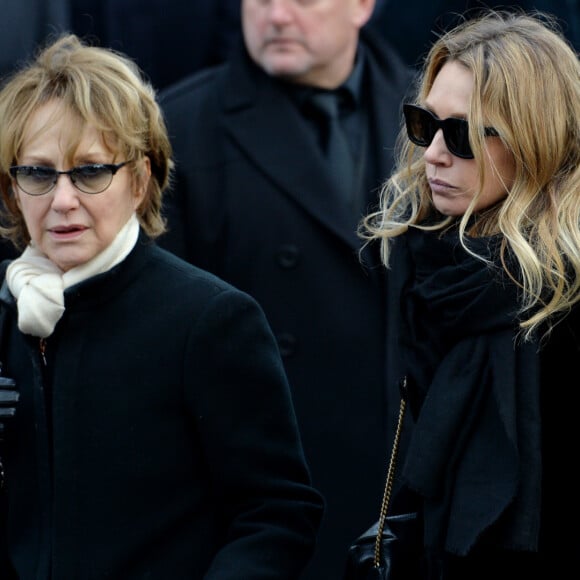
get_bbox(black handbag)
[344,381,422,579]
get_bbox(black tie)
[308,91,355,207]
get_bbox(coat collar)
[219,30,413,250]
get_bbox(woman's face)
[13,100,148,272]
[422,60,516,216]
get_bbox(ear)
[353,0,376,28]
[133,157,151,209]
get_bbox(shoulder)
[547,303,580,350]
[146,242,225,284]
[144,245,274,339]
[360,26,417,91]
[145,243,258,305]
[538,301,580,377]
[159,63,227,111]
[0,258,10,280]
[158,66,228,146]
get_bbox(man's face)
[241,0,375,89]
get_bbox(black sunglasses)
[403,104,499,159]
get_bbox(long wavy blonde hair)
[362,11,580,340]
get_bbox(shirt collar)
[284,45,366,111]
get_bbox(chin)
[434,205,465,217]
[50,253,88,273]
[262,55,309,79]
[432,194,468,217]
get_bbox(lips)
[49,225,87,234]
[428,178,454,189]
[264,36,302,50]
[428,178,457,196]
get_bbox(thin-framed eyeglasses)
[403,104,499,159]
[9,161,132,196]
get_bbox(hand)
[0,375,18,441]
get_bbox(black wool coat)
[157,26,415,580]
[0,237,323,579]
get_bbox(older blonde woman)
[0,34,323,579]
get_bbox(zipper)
[39,338,47,366]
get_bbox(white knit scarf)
[6,214,140,338]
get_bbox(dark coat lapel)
[222,50,363,249]
[221,32,414,251]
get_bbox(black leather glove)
[0,375,18,442]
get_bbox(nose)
[423,129,452,165]
[50,173,81,211]
[269,0,293,22]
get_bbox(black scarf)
[399,227,541,555]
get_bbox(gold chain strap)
[373,380,407,568]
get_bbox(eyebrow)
[17,156,112,167]
[423,103,469,121]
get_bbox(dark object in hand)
[344,512,422,580]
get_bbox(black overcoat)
[158,27,414,579]
[0,237,323,579]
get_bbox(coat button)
[276,332,297,357]
[275,244,300,269]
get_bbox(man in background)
[157,1,414,578]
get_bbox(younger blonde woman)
[362,10,580,578]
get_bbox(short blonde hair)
[0,33,173,249]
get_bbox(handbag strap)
[373,377,408,568]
